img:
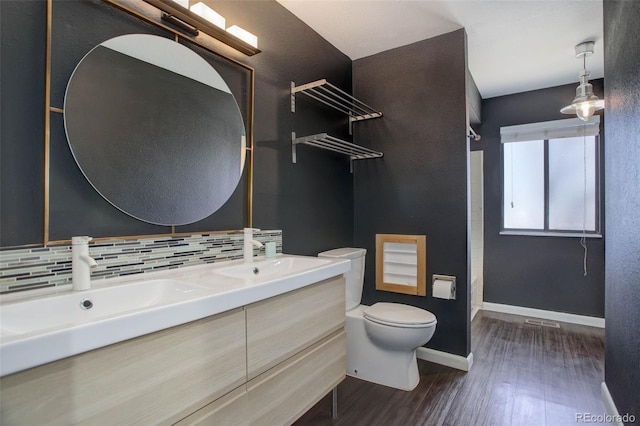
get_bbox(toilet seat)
[363,302,436,328]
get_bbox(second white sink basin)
[0,279,207,338]
[213,257,331,280]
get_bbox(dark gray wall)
[476,81,605,318]
[603,0,640,421]
[0,1,46,246]
[353,30,470,357]
[0,0,354,255]
[209,1,355,255]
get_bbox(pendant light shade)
[561,41,604,122]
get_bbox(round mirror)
[64,34,246,226]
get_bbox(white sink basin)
[0,279,208,338]
[213,257,331,280]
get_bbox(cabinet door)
[0,309,246,426]
[246,276,345,379]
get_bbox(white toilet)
[318,247,437,391]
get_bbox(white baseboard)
[601,382,624,426]
[471,306,481,321]
[482,302,605,328]
[416,347,473,372]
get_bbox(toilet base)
[345,306,420,391]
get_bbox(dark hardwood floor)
[295,310,606,426]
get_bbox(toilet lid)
[363,302,436,326]
[317,247,366,259]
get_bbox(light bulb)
[576,101,596,122]
[190,2,226,29]
[170,0,189,7]
[226,25,258,48]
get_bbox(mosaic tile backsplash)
[0,231,282,294]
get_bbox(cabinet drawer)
[0,308,246,426]
[179,330,346,426]
[247,330,346,425]
[246,275,345,379]
[175,386,249,426]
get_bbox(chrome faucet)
[244,228,263,262]
[72,236,98,291]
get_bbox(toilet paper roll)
[433,279,454,299]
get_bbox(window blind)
[500,116,600,143]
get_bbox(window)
[501,117,601,236]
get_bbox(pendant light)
[560,41,604,121]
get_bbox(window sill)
[500,231,603,238]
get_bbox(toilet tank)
[318,248,366,311]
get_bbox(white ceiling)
[276,0,604,99]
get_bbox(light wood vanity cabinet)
[0,275,346,426]
[180,276,346,426]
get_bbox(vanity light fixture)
[560,41,604,122]
[143,0,261,56]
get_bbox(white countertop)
[0,254,349,377]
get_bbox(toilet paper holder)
[432,274,456,300]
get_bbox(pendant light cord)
[580,128,588,276]
[510,147,514,208]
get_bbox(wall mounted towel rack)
[292,132,383,173]
[291,80,382,127]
